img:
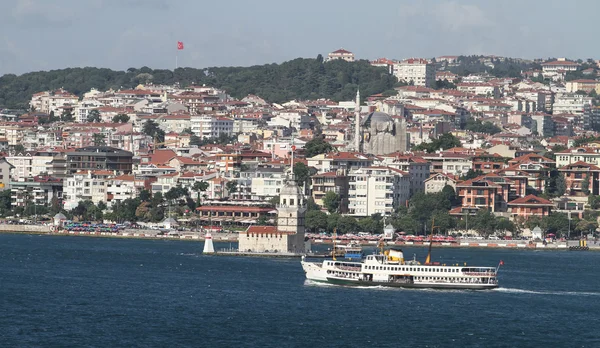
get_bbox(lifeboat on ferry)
[384,248,405,263]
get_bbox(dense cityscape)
[0,49,599,246]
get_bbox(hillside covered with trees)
[0,57,397,109]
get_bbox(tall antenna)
[354,89,361,152]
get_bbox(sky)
[0,0,598,76]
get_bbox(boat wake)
[494,287,600,297]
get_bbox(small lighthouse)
[203,232,215,254]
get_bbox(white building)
[377,155,431,195]
[552,94,593,115]
[456,83,500,97]
[348,166,410,217]
[74,100,104,123]
[327,48,355,62]
[393,58,435,87]
[63,170,112,210]
[190,115,234,139]
[105,175,143,207]
[541,59,579,80]
[530,114,555,137]
[555,148,600,168]
[268,111,310,130]
[30,89,79,114]
[7,152,54,181]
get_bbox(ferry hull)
[301,260,499,290]
[324,277,498,290]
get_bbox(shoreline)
[0,228,597,251]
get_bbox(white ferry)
[301,248,501,290]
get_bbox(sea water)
[0,234,599,347]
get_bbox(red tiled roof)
[331,48,352,54]
[243,226,278,234]
[508,194,553,206]
[196,206,273,213]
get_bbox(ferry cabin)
[322,255,498,287]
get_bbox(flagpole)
[176,55,178,70]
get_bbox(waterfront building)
[10,176,63,208]
[507,195,553,220]
[63,170,112,210]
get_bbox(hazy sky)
[0,0,597,75]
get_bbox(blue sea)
[0,234,599,347]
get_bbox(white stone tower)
[277,171,307,253]
[354,89,361,152]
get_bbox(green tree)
[358,216,383,234]
[337,215,358,234]
[190,134,202,146]
[192,181,209,205]
[225,181,238,194]
[413,133,462,153]
[143,120,165,143]
[304,137,334,157]
[390,214,420,235]
[327,213,340,232]
[92,133,106,146]
[556,173,566,197]
[306,197,320,211]
[139,189,152,202]
[60,109,74,122]
[465,118,502,134]
[542,213,571,237]
[14,144,25,153]
[322,191,340,213]
[0,190,13,216]
[112,113,130,123]
[461,169,484,180]
[305,210,328,232]
[469,209,499,238]
[441,185,459,206]
[582,173,591,195]
[293,162,310,187]
[269,195,280,206]
[431,210,457,234]
[87,109,101,123]
[588,195,600,209]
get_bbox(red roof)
[243,226,278,234]
[196,206,273,213]
[541,60,579,66]
[508,194,553,206]
[331,48,352,54]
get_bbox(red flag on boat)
[177,41,184,50]
[499,260,504,266]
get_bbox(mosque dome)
[362,111,393,126]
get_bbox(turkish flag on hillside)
[177,41,184,50]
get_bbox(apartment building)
[348,167,410,217]
[63,170,113,210]
[190,115,234,139]
[393,58,435,87]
